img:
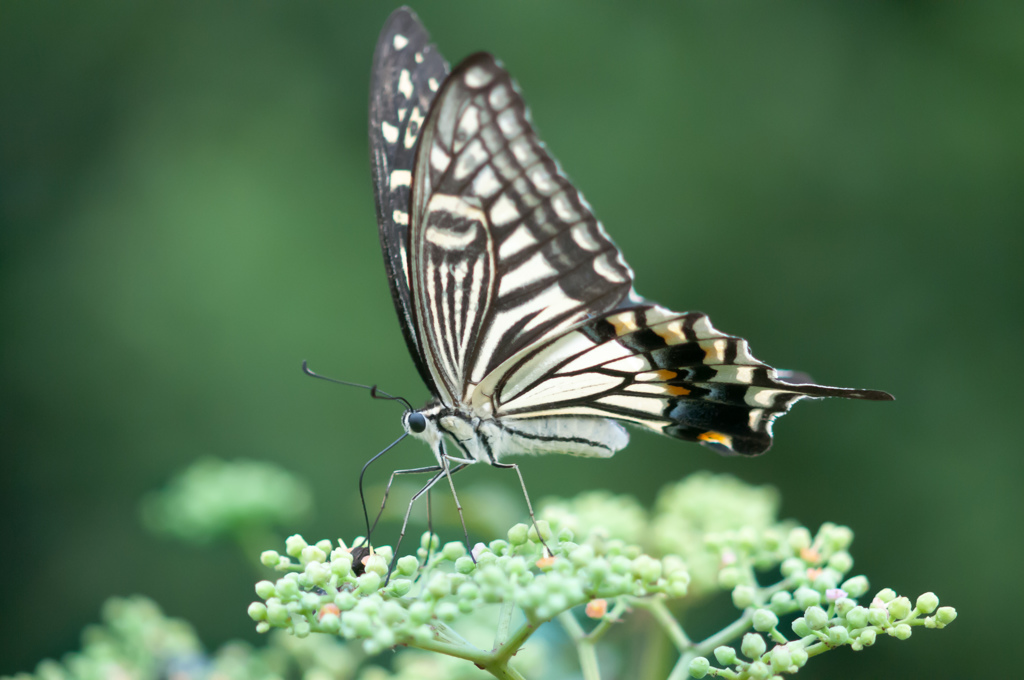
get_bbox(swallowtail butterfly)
[366,8,892,514]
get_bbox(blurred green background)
[2,1,1021,677]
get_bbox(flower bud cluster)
[141,458,312,544]
[249,523,691,654]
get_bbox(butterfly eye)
[407,412,427,433]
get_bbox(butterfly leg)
[386,462,470,584]
[491,462,553,557]
[364,464,442,549]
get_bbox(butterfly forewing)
[370,8,450,396]
[410,53,639,404]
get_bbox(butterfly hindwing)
[472,305,892,455]
[410,53,638,404]
[369,8,450,396]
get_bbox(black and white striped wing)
[409,53,638,405]
[473,305,892,456]
[369,7,449,396]
[403,50,892,456]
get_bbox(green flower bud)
[770,591,792,607]
[827,551,853,574]
[867,608,889,627]
[285,535,308,558]
[770,645,792,671]
[834,598,855,617]
[746,661,770,679]
[357,572,381,595]
[859,629,877,646]
[299,592,321,613]
[788,527,812,552]
[821,524,853,551]
[794,586,821,609]
[266,600,289,625]
[335,592,357,611]
[362,638,384,656]
[714,646,737,665]
[936,607,957,624]
[874,588,896,603]
[260,550,281,567]
[804,606,828,631]
[632,555,662,582]
[418,574,445,599]
[841,575,869,598]
[610,555,632,574]
[828,625,850,645]
[276,577,300,600]
[436,602,459,622]
[718,566,742,589]
[319,613,340,634]
[527,520,552,543]
[688,657,710,678]
[741,632,767,659]
[753,609,779,632]
[888,596,912,620]
[507,523,530,545]
[570,545,596,567]
[363,555,388,577]
[790,646,809,667]
[452,556,475,574]
[407,601,432,624]
[293,619,310,638]
[247,602,267,621]
[915,592,939,614]
[845,605,869,629]
[256,621,270,634]
[489,539,510,556]
[441,541,466,561]
[304,561,330,586]
[330,556,353,579]
[732,584,756,609]
[893,623,912,640]
[781,557,805,578]
[395,555,419,577]
[791,617,811,637]
[255,580,275,599]
[386,579,412,597]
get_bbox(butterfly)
[365,7,892,540]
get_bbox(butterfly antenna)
[302,361,413,411]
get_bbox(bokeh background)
[2,1,1021,678]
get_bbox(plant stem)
[558,611,601,680]
[634,598,692,652]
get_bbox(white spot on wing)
[428,77,439,92]
[490,193,520,227]
[454,138,489,181]
[471,164,502,199]
[551,191,581,224]
[560,341,634,373]
[464,65,494,88]
[498,225,539,260]
[489,83,511,110]
[592,252,628,283]
[498,250,556,297]
[497,109,523,139]
[398,69,414,99]
[389,169,411,189]
[381,121,399,144]
[502,372,624,412]
[392,34,408,50]
[392,209,409,226]
[431,145,451,171]
[570,223,602,252]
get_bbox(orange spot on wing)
[697,431,730,445]
[664,385,691,396]
[655,370,677,380]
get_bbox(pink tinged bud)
[826,588,848,602]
